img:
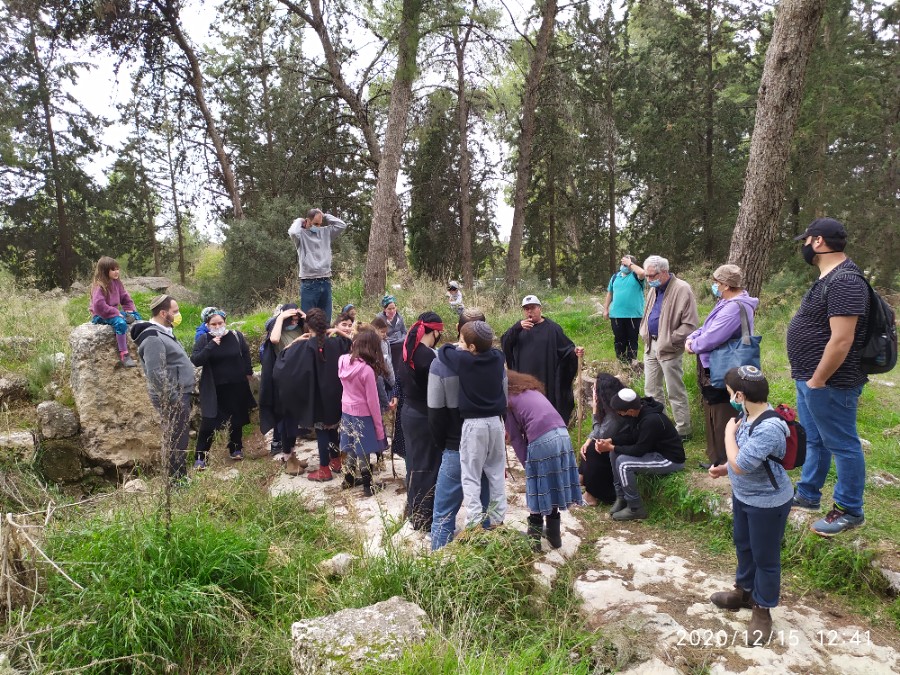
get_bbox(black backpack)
[823,271,897,375]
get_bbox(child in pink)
[89,256,141,367]
[338,330,388,496]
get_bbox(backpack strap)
[748,409,782,490]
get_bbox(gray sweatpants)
[460,416,507,527]
[610,450,684,502]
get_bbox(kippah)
[611,388,643,411]
[737,365,765,381]
[468,320,494,342]
[149,294,170,312]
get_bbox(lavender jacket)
[687,292,759,368]
[505,389,566,465]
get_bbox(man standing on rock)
[787,218,869,536]
[130,295,195,481]
[501,295,584,423]
[289,208,348,324]
[638,255,698,440]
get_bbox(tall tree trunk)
[159,0,243,219]
[505,0,558,287]
[548,158,557,288]
[162,91,186,284]
[607,162,616,279]
[28,23,74,288]
[363,0,423,296]
[703,0,715,257]
[727,0,826,297]
[453,17,476,288]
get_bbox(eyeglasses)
[646,272,660,279]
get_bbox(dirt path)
[265,439,899,674]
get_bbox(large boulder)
[126,276,172,292]
[0,431,35,463]
[0,376,29,406]
[37,401,80,439]
[33,438,84,483]
[69,323,161,469]
[290,596,429,674]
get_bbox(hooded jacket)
[130,321,195,402]
[687,292,760,369]
[438,344,507,419]
[338,354,385,440]
[609,397,686,464]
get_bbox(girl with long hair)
[89,256,142,368]
[579,373,628,506]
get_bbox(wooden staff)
[576,351,584,450]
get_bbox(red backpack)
[748,404,807,489]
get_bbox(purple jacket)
[687,292,759,368]
[505,389,566,465]
[89,279,136,319]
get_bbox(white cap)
[448,280,460,289]
[521,294,542,307]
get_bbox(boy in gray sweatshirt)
[288,208,348,323]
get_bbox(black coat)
[191,331,256,421]
[273,334,351,428]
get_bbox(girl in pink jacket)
[338,330,388,496]
[89,256,142,368]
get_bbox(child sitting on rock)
[89,256,141,368]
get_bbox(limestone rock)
[563,296,575,305]
[165,283,198,304]
[126,276,172,292]
[0,376,29,405]
[0,431,35,462]
[317,553,355,578]
[37,401,80,439]
[34,438,83,483]
[123,478,149,493]
[69,323,161,469]
[291,596,429,674]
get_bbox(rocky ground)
[260,436,899,675]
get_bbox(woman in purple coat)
[685,265,759,468]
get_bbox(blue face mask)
[648,280,661,288]
[620,265,630,274]
[711,282,721,298]
[285,323,299,331]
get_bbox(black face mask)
[801,243,817,265]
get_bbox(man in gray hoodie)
[130,295,196,480]
[288,208,348,324]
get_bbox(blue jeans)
[794,380,865,516]
[431,449,491,551]
[301,278,333,324]
[733,496,791,608]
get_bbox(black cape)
[501,317,578,423]
[272,334,351,428]
[258,316,306,434]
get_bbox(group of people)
[85,213,876,646]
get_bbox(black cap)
[793,217,847,241]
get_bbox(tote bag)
[708,303,761,388]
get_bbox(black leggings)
[196,413,243,460]
[610,317,640,362]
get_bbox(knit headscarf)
[381,294,396,309]
[204,308,226,324]
[402,311,444,369]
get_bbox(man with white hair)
[638,255,698,439]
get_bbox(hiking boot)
[608,497,627,516]
[307,466,334,482]
[120,353,137,368]
[270,441,283,457]
[544,512,562,549]
[329,456,342,472]
[193,458,207,471]
[230,450,243,461]
[526,514,543,552]
[361,471,382,497]
[811,505,865,537]
[284,454,306,476]
[612,502,648,521]
[791,492,821,512]
[747,605,772,647]
[343,471,363,489]
[710,585,752,610]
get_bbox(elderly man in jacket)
[638,255,698,439]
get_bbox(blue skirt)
[340,413,387,461]
[525,427,583,515]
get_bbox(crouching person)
[708,365,793,646]
[594,388,685,520]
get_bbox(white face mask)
[210,327,227,338]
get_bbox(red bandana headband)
[403,320,444,368]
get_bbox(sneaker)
[193,458,207,471]
[791,492,821,512]
[230,450,244,461]
[612,504,648,521]
[120,354,137,368]
[811,505,865,537]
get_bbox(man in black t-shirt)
[786,218,868,537]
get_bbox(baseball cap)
[793,217,847,241]
[521,295,542,307]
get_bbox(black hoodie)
[609,397,685,464]
[438,344,507,419]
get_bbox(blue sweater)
[729,409,794,508]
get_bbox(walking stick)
[576,352,584,450]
